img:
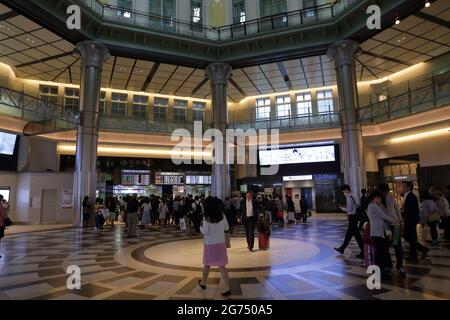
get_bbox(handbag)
[428,210,441,223]
[179,217,187,231]
[4,217,12,227]
[384,223,393,243]
[225,232,231,248]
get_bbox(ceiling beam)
[318,56,325,87]
[0,10,19,21]
[173,68,196,96]
[140,62,160,92]
[159,65,179,94]
[124,59,137,90]
[356,56,379,81]
[414,11,450,29]
[360,50,413,66]
[299,58,310,89]
[15,52,74,68]
[108,56,117,88]
[51,58,78,82]
[229,78,247,97]
[276,62,294,91]
[191,77,208,96]
[258,65,276,93]
[241,68,261,95]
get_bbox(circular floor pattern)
[128,236,336,273]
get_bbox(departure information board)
[186,175,211,185]
[155,172,184,185]
[121,170,151,186]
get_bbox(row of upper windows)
[255,89,334,120]
[38,85,206,121]
[112,0,322,26]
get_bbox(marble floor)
[0,218,449,300]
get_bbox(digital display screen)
[155,172,184,185]
[0,132,17,155]
[0,188,10,202]
[259,145,335,165]
[185,175,211,185]
[121,170,151,186]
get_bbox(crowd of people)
[335,182,450,278]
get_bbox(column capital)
[74,41,111,69]
[326,40,360,67]
[205,63,232,86]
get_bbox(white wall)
[0,172,74,224]
[0,171,18,216]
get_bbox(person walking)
[436,191,450,240]
[378,183,406,276]
[257,213,271,250]
[420,191,440,246]
[173,196,181,226]
[192,196,203,233]
[198,196,231,297]
[0,194,8,259]
[402,181,428,260]
[300,195,308,223]
[366,190,397,275]
[335,185,364,258]
[285,195,295,224]
[126,195,140,238]
[239,191,258,252]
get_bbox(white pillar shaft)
[73,41,110,228]
[327,40,366,198]
[205,63,232,201]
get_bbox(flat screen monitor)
[0,188,10,202]
[0,132,17,155]
[259,145,335,165]
[121,170,151,186]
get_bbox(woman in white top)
[198,196,231,297]
[158,199,168,226]
[140,198,151,227]
[367,190,397,274]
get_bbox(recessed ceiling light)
[425,2,431,8]
[395,19,400,25]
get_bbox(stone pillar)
[327,40,366,198]
[205,63,232,201]
[72,41,110,227]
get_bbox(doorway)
[41,189,57,224]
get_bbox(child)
[257,214,271,250]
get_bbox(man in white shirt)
[335,185,364,258]
[239,191,258,252]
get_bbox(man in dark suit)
[402,181,428,260]
[239,191,259,252]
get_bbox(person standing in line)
[126,194,140,238]
[420,191,440,246]
[285,195,295,224]
[378,183,406,276]
[366,190,397,275]
[82,196,91,228]
[334,185,364,258]
[436,191,450,240]
[158,198,169,227]
[198,196,231,297]
[140,197,151,228]
[300,195,308,223]
[402,181,428,260]
[0,194,7,259]
[173,196,181,226]
[192,196,203,233]
[239,191,258,252]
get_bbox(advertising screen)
[259,145,335,165]
[0,132,17,155]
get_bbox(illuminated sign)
[282,175,313,181]
[259,145,335,165]
[121,170,151,186]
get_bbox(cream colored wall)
[367,132,450,170]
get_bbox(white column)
[327,40,366,198]
[72,41,111,227]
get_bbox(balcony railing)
[0,86,80,135]
[358,70,450,124]
[76,0,360,41]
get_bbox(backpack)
[350,195,367,222]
